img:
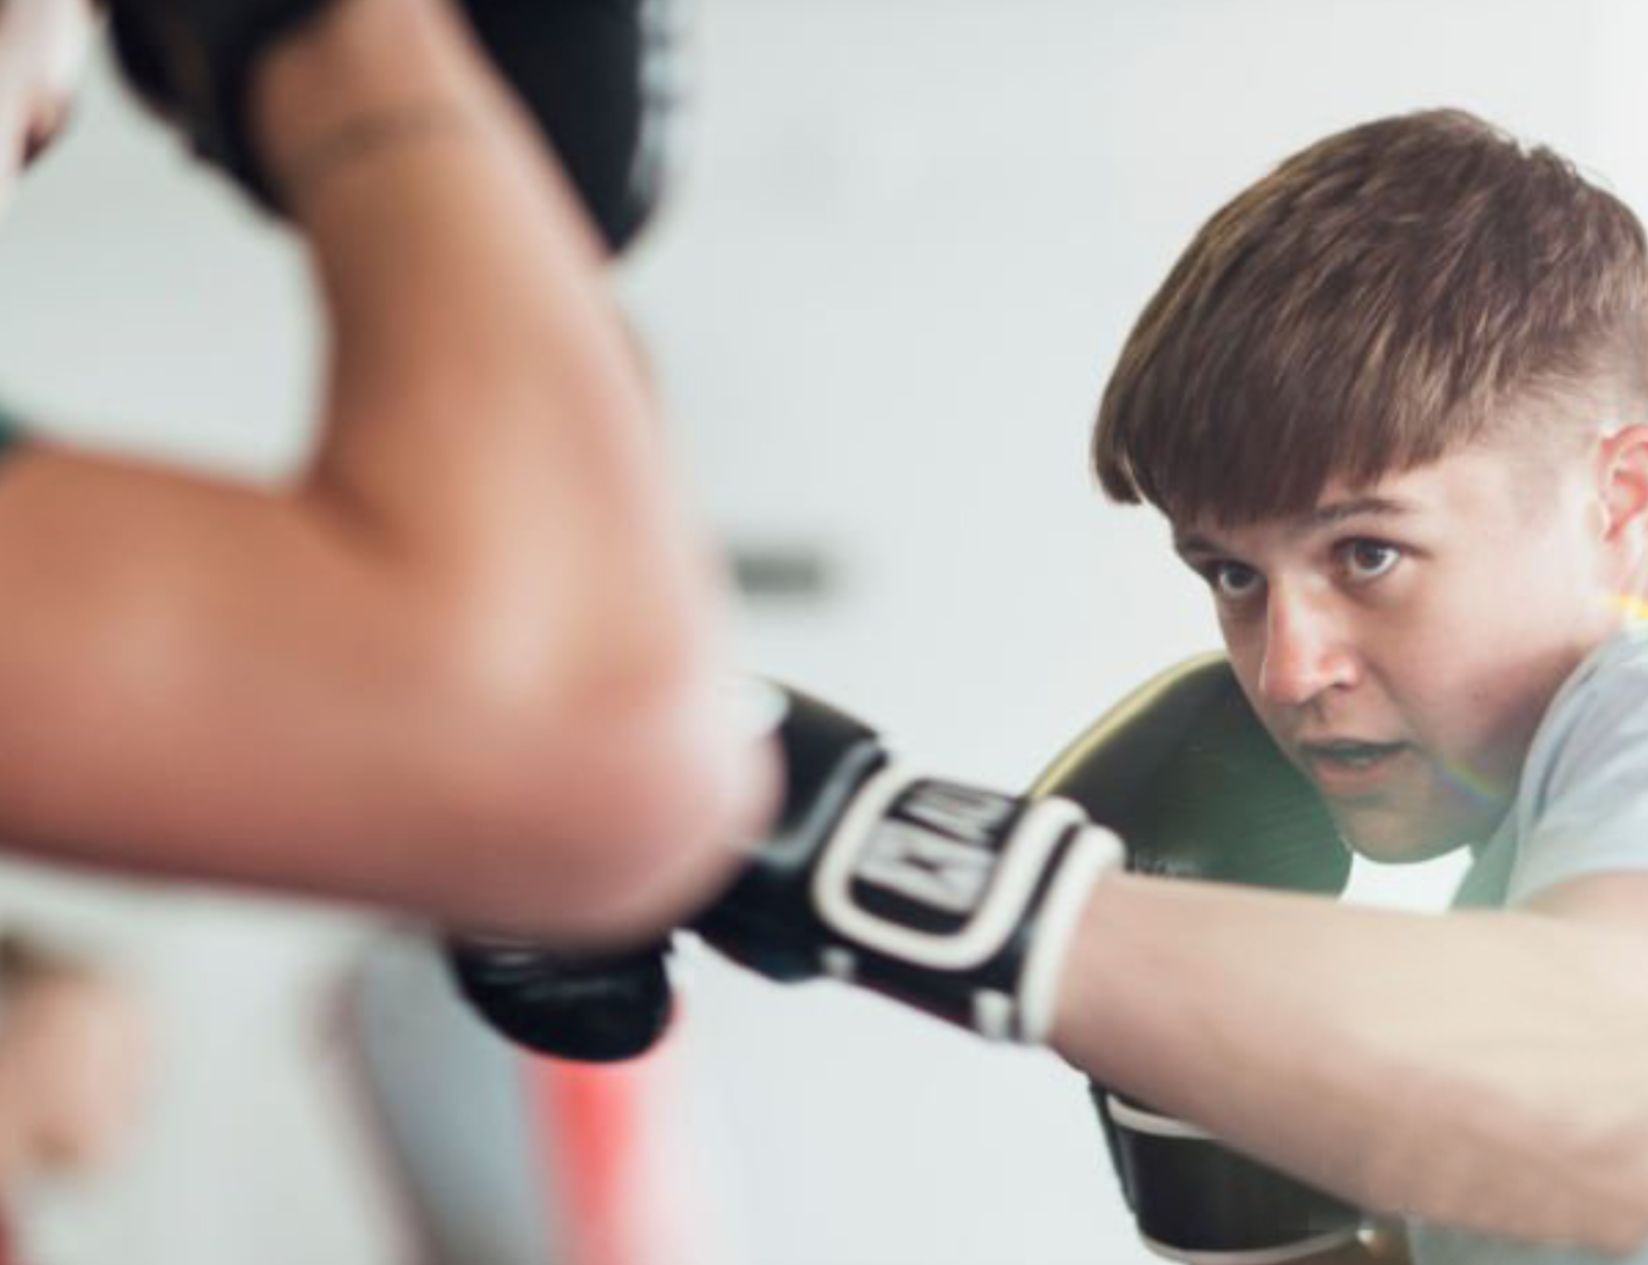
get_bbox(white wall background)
[0,1,1639,1262]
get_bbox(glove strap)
[810,764,1122,1042]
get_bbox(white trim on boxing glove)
[810,761,1123,1043]
[812,764,1108,970]
[1139,1228,1363,1265]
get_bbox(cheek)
[1214,613,1265,687]
[1384,535,1582,666]
[1401,628,1576,790]
[1355,578,1533,757]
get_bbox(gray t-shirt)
[1410,625,1648,1265]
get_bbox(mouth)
[1297,739,1412,792]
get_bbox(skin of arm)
[0,0,776,943]
[1050,869,1648,1255]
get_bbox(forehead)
[1171,439,1541,554]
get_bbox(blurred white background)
[0,0,1641,1261]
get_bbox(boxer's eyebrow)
[1301,495,1419,531]
[1173,495,1419,559]
[1171,534,1220,563]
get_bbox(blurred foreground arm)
[0,0,773,941]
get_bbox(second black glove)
[112,0,678,250]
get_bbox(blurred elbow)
[525,669,782,945]
[433,640,782,946]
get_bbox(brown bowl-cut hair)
[1092,109,1648,527]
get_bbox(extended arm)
[1052,870,1648,1254]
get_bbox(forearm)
[1051,874,1648,1253]
[257,0,713,702]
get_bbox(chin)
[1331,807,1465,866]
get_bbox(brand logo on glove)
[852,781,1019,929]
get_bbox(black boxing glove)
[692,684,1121,1042]
[451,682,1123,1055]
[1034,655,1364,1263]
[112,0,678,250]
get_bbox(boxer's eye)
[1338,538,1401,584]
[1204,560,1262,602]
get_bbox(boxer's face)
[1172,420,1644,862]
[0,0,97,197]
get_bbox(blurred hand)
[0,952,149,1181]
[0,0,99,190]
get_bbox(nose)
[1255,579,1360,708]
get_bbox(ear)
[1595,424,1648,546]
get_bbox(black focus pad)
[447,936,673,1062]
[112,0,677,250]
[466,0,676,251]
[1036,656,1349,894]
[109,0,330,206]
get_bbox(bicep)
[0,441,460,885]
